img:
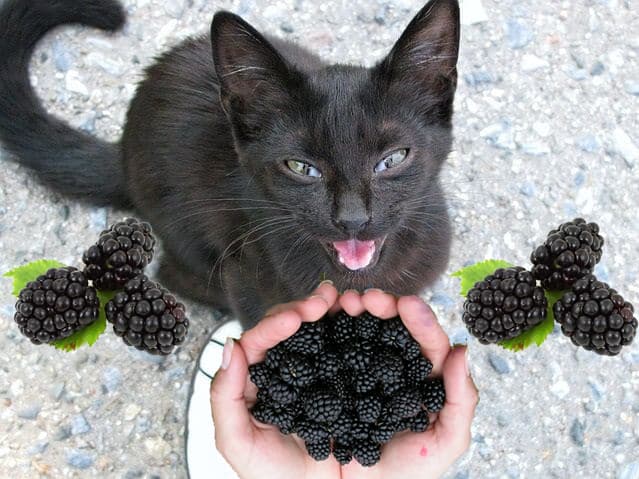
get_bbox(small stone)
[568,68,588,81]
[588,380,605,401]
[102,367,122,393]
[136,415,151,433]
[144,437,171,458]
[54,425,72,441]
[49,382,65,401]
[89,208,108,231]
[611,127,639,167]
[66,449,95,470]
[124,470,144,479]
[625,81,639,96]
[280,22,294,33]
[27,441,49,455]
[454,470,470,479]
[85,52,125,77]
[460,0,488,25]
[570,419,585,446]
[164,0,187,18]
[590,61,605,76]
[532,121,552,138]
[51,41,73,72]
[18,404,41,420]
[550,379,570,399]
[521,54,548,72]
[505,19,533,49]
[71,414,91,435]
[124,403,142,421]
[65,70,89,96]
[520,181,535,197]
[618,462,639,479]
[480,120,516,150]
[464,70,500,87]
[576,134,600,153]
[496,413,511,428]
[450,328,470,346]
[488,352,512,374]
[521,141,550,156]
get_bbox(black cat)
[0,0,460,327]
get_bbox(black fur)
[0,0,460,327]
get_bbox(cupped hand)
[339,289,479,479]
[210,281,341,479]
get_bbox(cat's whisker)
[164,206,293,230]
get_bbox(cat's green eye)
[285,160,322,178]
[375,149,409,173]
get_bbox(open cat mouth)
[325,237,386,271]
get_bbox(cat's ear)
[376,0,460,104]
[211,12,297,115]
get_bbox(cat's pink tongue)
[332,239,376,271]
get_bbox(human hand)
[210,281,341,479]
[338,289,479,479]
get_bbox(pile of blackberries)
[12,218,189,355]
[462,218,636,356]
[249,312,445,467]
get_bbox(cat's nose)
[335,216,369,234]
[334,191,370,234]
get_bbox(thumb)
[210,338,254,457]
[434,346,479,456]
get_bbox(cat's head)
[210,0,459,291]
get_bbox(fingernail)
[221,337,234,370]
[343,289,360,295]
[364,288,384,294]
[319,280,334,287]
[309,294,329,305]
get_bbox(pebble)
[464,70,500,87]
[27,441,49,456]
[590,61,605,76]
[520,141,550,156]
[521,54,548,72]
[124,403,142,421]
[66,449,95,470]
[65,70,89,96]
[505,19,534,49]
[51,41,73,72]
[611,127,639,167]
[570,419,586,446]
[54,425,72,442]
[625,81,639,96]
[164,0,187,19]
[480,120,516,150]
[85,52,125,77]
[71,414,91,435]
[618,462,639,479]
[488,352,512,374]
[17,404,41,420]
[89,208,109,231]
[520,181,536,197]
[576,134,600,153]
[550,379,570,399]
[460,0,488,25]
[102,367,122,393]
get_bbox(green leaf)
[4,259,66,297]
[451,259,514,297]
[53,290,116,352]
[499,289,566,352]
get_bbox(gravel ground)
[1,0,638,477]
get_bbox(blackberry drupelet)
[463,267,548,344]
[14,267,99,344]
[105,275,188,355]
[553,274,637,356]
[248,312,445,467]
[82,218,156,291]
[530,218,604,290]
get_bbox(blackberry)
[296,420,330,443]
[422,378,446,412]
[352,441,381,467]
[82,218,156,291]
[267,377,299,405]
[105,275,188,355]
[380,318,411,349]
[306,440,331,461]
[13,267,99,344]
[372,353,404,385]
[369,420,398,444]
[251,401,295,433]
[264,344,287,369]
[282,321,324,355]
[403,337,423,360]
[303,390,343,423]
[329,311,356,344]
[463,267,548,344]
[343,341,373,371]
[279,354,316,387]
[330,412,354,442]
[355,312,381,339]
[531,218,604,290]
[353,372,378,394]
[410,410,430,433]
[388,389,422,419]
[248,363,272,389]
[406,356,433,386]
[356,397,382,423]
[553,275,637,356]
[332,443,353,465]
[315,351,342,380]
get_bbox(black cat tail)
[0,0,130,207]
